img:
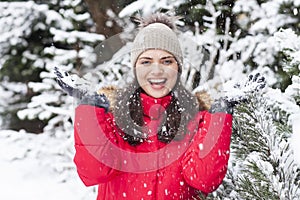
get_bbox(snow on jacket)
[73,92,232,200]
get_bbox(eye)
[139,60,151,66]
[162,59,173,65]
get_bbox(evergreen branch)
[228,92,300,199]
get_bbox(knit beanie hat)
[130,14,183,68]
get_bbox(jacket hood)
[97,86,212,112]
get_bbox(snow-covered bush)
[0,1,103,196]
[274,28,300,166]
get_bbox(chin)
[148,90,169,98]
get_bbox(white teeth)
[149,79,166,84]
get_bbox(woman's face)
[135,49,179,98]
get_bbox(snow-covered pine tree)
[207,89,300,199]
[0,0,99,133]
[17,0,105,131]
[275,28,300,96]
[232,0,300,90]
[274,28,300,166]
[0,1,103,192]
[0,1,50,132]
[207,5,300,199]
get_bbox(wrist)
[80,93,110,112]
[208,98,235,114]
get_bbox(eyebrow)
[160,56,175,60]
[138,56,152,60]
[138,56,175,60]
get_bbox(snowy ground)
[1,117,299,200]
[0,130,96,200]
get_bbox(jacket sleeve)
[73,105,121,186]
[181,111,232,194]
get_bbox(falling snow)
[0,0,300,199]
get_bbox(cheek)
[167,68,179,84]
[135,67,148,84]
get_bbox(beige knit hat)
[130,14,183,68]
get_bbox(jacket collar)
[140,92,172,120]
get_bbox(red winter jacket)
[74,93,232,200]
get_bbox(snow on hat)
[130,13,183,68]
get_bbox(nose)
[150,63,164,75]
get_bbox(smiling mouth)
[148,78,167,85]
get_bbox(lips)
[148,78,167,89]
[148,78,167,85]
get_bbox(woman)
[56,13,249,200]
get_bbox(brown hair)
[113,79,199,146]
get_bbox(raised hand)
[209,73,266,114]
[54,67,110,112]
[225,73,266,103]
[235,73,265,93]
[54,67,87,99]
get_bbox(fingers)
[224,73,267,109]
[56,79,74,95]
[257,84,266,90]
[257,76,266,90]
[246,73,266,90]
[255,73,265,83]
[248,73,265,83]
[253,73,259,82]
[54,67,88,99]
[54,67,70,78]
[55,71,75,96]
[54,67,63,78]
[56,78,64,88]
[56,78,66,89]
[54,67,73,93]
[248,73,261,82]
[254,73,266,91]
[248,74,253,82]
[56,77,68,89]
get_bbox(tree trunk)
[83,0,122,37]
